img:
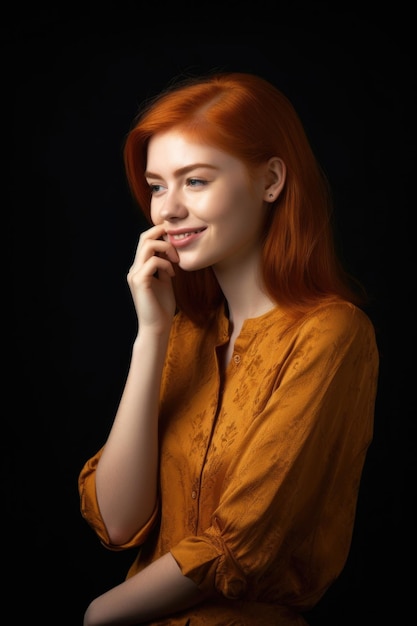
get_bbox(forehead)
[146,130,241,173]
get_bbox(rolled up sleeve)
[78,447,159,550]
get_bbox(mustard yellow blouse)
[79,301,379,625]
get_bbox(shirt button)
[233,354,241,364]
[191,490,197,499]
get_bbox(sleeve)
[78,446,159,550]
[170,305,379,600]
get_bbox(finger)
[131,239,172,270]
[128,253,175,281]
[134,227,179,265]
[130,226,166,265]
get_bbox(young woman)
[79,72,379,625]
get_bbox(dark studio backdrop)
[5,7,414,625]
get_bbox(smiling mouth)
[171,228,206,240]
[168,228,206,241]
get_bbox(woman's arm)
[93,225,179,544]
[83,552,208,626]
[94,330,169,544]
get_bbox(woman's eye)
[187,178,207,187]
[149,184,163,193]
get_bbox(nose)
[154,188,189,222]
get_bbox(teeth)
[173,230,200,240]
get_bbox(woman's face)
[145,130,271,273]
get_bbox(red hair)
[123,72,366,325]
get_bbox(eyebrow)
[145,163,219,179]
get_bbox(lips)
[171,228,205,240]
[166,227,206,248]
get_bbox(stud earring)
[269,193,273,198]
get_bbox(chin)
[177,259,210,272]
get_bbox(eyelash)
[149,184,163,194]
[148,178,208,194]
[186,178,207,187]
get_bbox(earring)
[269,193,273,198]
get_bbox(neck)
[213,254,276,328]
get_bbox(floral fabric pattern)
[79,301,379,624]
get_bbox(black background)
[4,5,415,624]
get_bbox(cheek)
[149,202,159,225]
[209,186,251,220]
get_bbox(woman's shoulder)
[170,307,227,341]
[295,299,378,349]
[307,299,374,327]
[171,309,206,334]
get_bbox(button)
[191,490,197,499]
[233,354,241,364]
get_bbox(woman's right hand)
[127,224,179,334]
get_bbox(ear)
[263,157,286,202]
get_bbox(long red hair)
[123,72,366,325]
